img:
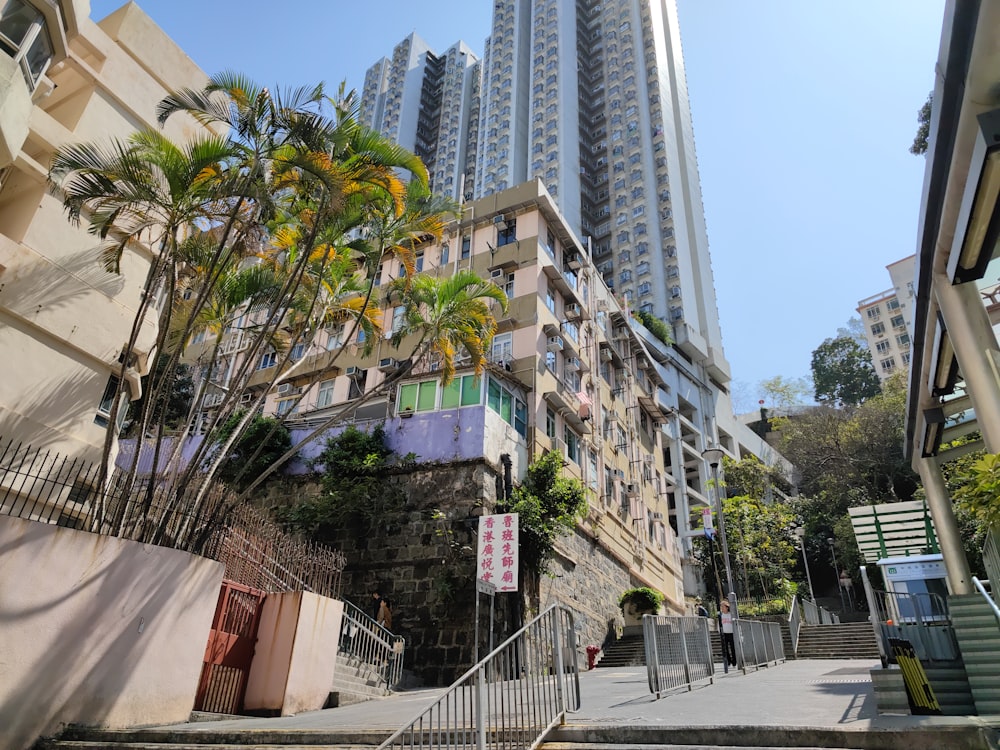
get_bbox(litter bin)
[586,644,601,670]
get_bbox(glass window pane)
[399,384,417,412]
[0,0,39,46]
[24,26,50,79]
[417,380,437,411]
[514,400,527,437]
[500,390,512,423]
[461,375,481,406]
[487,379,501,413]
[441,379,461,409]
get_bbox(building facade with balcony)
[192,181,791,649]
[0,0,215,460]
[856,255,916,381]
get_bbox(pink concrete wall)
[244,591,342,715]
[0,516,224,750]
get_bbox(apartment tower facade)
[359,0,729,386]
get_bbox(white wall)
[0,516,224,750]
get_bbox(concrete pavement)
[59,659,1000,748]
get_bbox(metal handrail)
[868,588,958,662]
[787,594,802,655]
[378,605,580,750]
[340,599,405,690]
[972,576,1000,627]
[642,614,714,698]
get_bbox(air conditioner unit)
[567,254,583,271]
[614,469,625,479]
[600,349,613,363]
[643,455,654,467]
[670,308,684,321]
[566,357,581,372]
[345,366,365,379]
[490,268,505,281]
[546,336,564,352]
[277,383,293,395]
[613,326,629,340]
[607,412,620,422]
[625,482,639,497]
[552,436,567,455]
[652,512,664,521]
[241,393,255,404]
[493,214,506,225]
[378,357,398,373]
[565,303,582,319]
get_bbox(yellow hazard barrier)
[888,637,941,715]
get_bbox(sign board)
[476,579,497,596]
[477,513,519,593]
[702,507,714,538]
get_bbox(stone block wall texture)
[0,515,224,750]
[277,460,639,685]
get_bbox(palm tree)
[236,269,508,497]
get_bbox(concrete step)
[543,722,996,750]
[45,727,391,748]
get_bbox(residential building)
[192,181,791,655]
[359,33,482,201]
[0,0,215,461]
[359,0,729,387]
[856,255,916,380]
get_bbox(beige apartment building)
[0,0,213,461]
[856,255,916,381]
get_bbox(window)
[373,263,382,287]
[0,0,54,89]
[487,377,527,437]
[896,333,910,348]
[399,379,438,412]
[497,217,516,246]
[276,399,297,416]
[545,285,556,314]
[876,340,891,354]
[546,407,557,439]
[326,323,345,350]
[880,357,896,372]
[441,374,482,409]
[317,379,335,408]
[886,298,900,311]
[871,322,886,336]
[891,315,905,329]
[440,243,450,265]
[258,351,277,370]
[461,235,471,259]
[94,375,121,428]
[563,425,580,464]
[901,351,911,365]
[415,251,424,272]
[391,306,406,335]
[492,331,513,362]
[290,343,305,361]
[866,306,881,320]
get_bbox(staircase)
[594,633,645,667]
[328,652,392,706]
[42,726,388,749]
[794,621,880,659]
[949,593,1000,714]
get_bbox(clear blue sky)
[91,0,944,411]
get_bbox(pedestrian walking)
[719,599,736,668]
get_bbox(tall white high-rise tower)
[360,0,729,383]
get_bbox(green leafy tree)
[213,411,292,492]
[277,424,411,534]
[635,309,673,346]
[910,92,933,156]
[810,335,881,406]
[496,450,587,590]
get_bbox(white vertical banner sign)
[477,512,519,592]
[703,507,714,538]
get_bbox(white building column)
[916,455,973,595]
[933,273,1000,452]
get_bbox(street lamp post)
[828,537,846,613]
[702,447,735,605]
[794,527,816,601]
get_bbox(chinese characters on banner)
[476,513,519,593]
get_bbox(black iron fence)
[0,437,344,597]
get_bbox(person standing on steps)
[696,598,710,618]
[719,599,737,670]
[377,594,393,630]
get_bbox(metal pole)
[801,541,816,601]
[711,460,736,604]
[829,538,846,613]
[917,456,973,594]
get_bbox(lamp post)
[793,527,816,601]
[702,447,735,604]
[828,537,846,613]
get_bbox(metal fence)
[642,615,714,698]
[868,589,958,662]
[734,619,785,670]
[378,605,580,750]
[0,437,344,597]
[340,599,406,690]
[801,597,840,625]
[984,528,1000,592]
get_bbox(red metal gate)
[194,580,266,714]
